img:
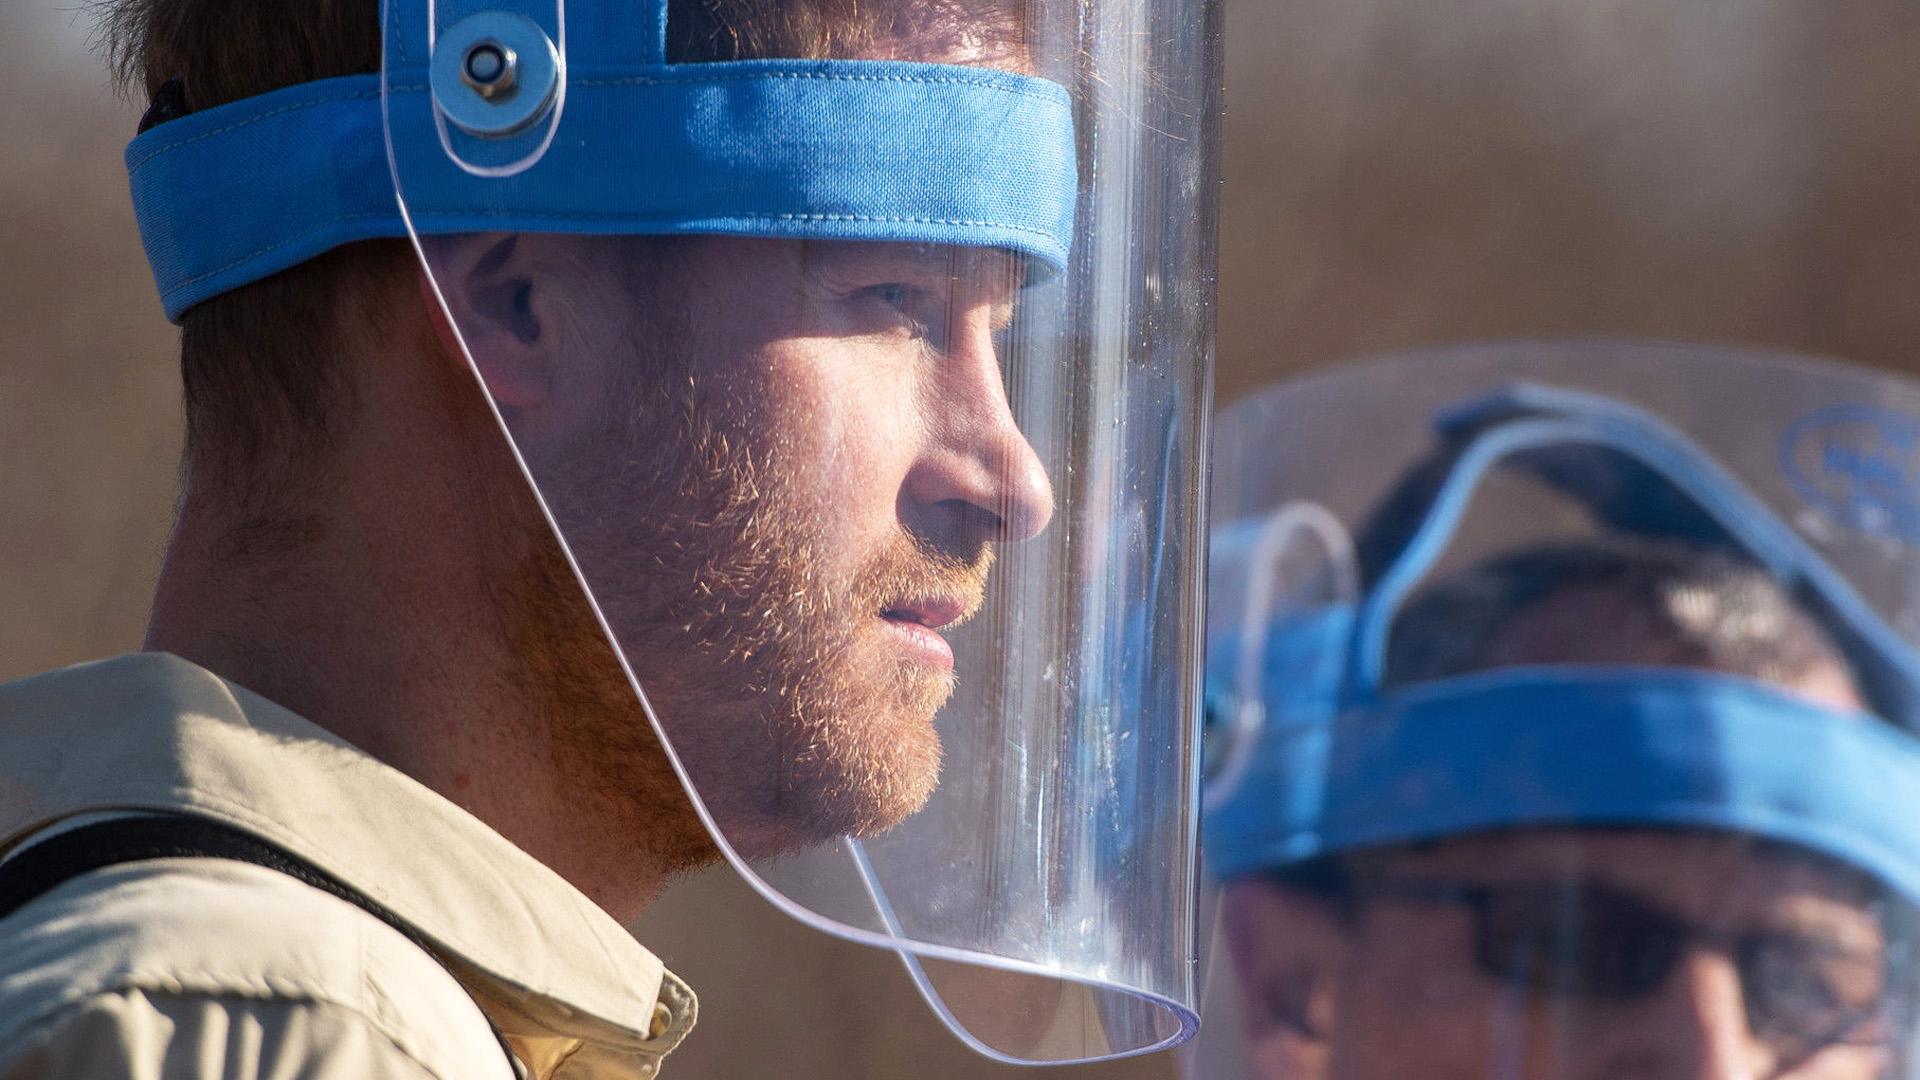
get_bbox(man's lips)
[878,596,973,672]
[879,596,968,630]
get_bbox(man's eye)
[855,283,935,340]
[865,283,915,309]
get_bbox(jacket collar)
[0,652,693,1073]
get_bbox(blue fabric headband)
[1204,385,1920,904]
[128,33,1078,322]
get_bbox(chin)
[848,703,945,837]
[787,674,948,843]
[707,655,943,861]
[654,623,959,857]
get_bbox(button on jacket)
[0,653,695,1079]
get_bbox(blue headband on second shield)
[127,2,1080,322]
[1204,383,1920,903]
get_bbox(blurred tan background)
[6,2,1920,1076]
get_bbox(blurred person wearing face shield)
[0,0,1217,1076]
[1224,542,1902,1079]
[1196,344,1920,1080]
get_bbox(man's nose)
[1633,950,1764,1080]
[900,309,1054,546]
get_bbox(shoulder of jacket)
[0,986,452,1079]
[0,859,508,1077]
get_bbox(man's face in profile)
[452,14,1062,861]
[517,234,1051,854]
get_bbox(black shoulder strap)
[0,816,520,1074]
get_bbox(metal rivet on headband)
[430,12,558,138]
[461,42,517,98]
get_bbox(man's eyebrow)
[961,248,1026,287]
[815,242,1024,283]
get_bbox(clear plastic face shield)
[373,0,1217,1063]
[1193,345,1920,1080]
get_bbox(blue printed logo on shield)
[1782,404,1920,543]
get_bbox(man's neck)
[144,450,681,922]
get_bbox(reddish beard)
[512,352,992,866]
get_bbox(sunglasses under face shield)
[1302,868,1917,1074]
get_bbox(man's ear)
[417,233,550,408]
[1221,880,1346,1075]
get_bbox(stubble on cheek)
[514,234,1004,860]
[552,362,992,857]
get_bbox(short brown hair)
[97,0,1038,506]
[1385,538,1858,697]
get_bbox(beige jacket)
[0,653,694,1079]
